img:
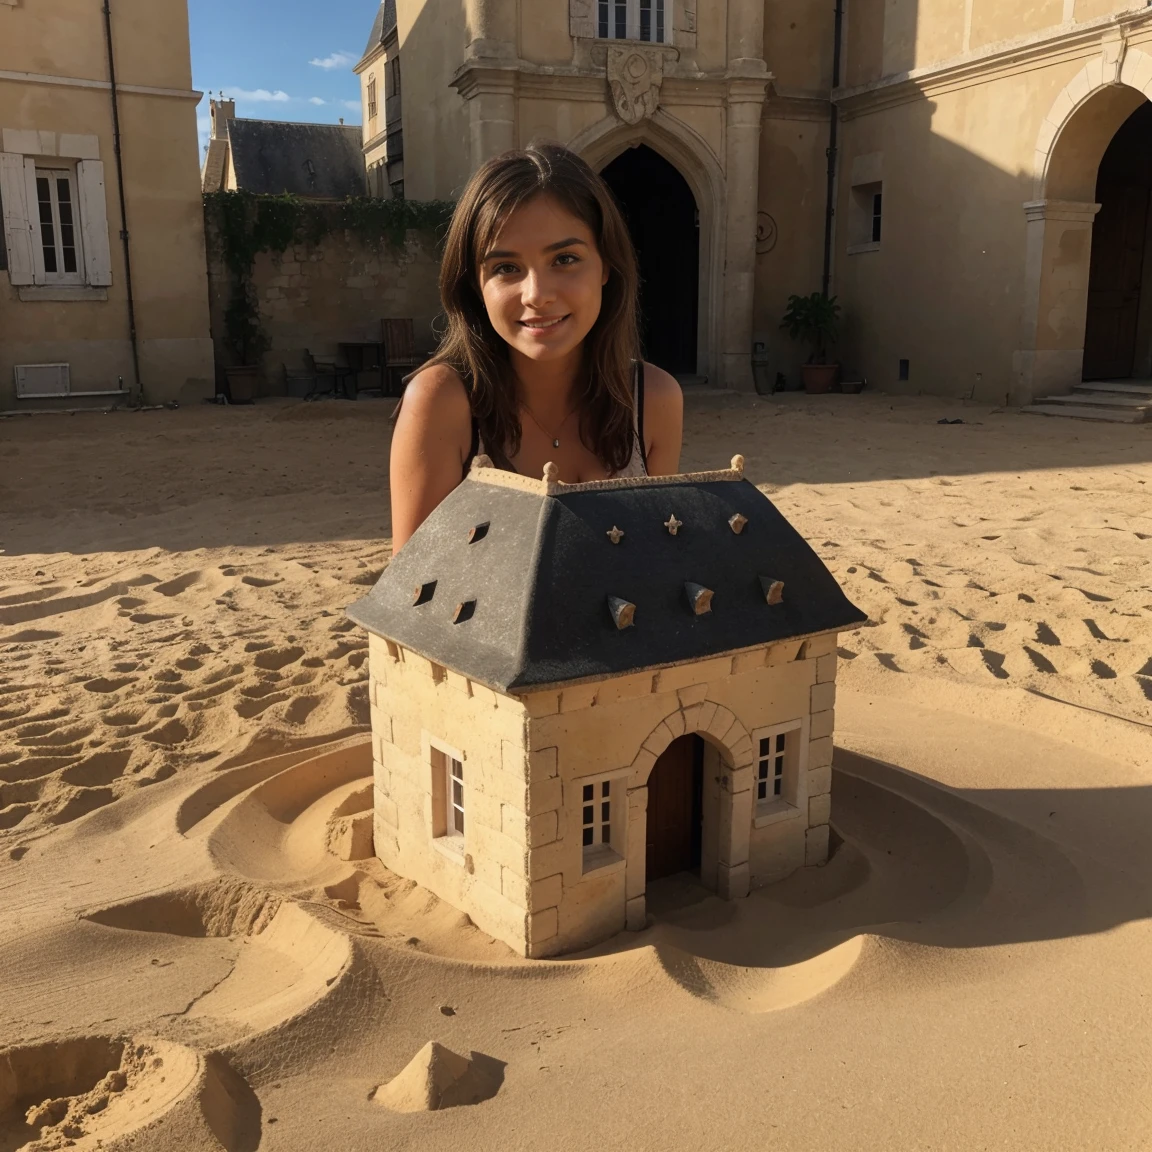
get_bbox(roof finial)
[543,461,559,484]
[731,454,745,474]
[471,453,493,470]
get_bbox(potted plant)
[221,284,268,403]
[780,292,841,394]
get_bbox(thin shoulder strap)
[634,360,648,472]
[463,416,479,478]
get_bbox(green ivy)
[203,191,455,364]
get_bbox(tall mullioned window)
[597,0,667,43]
[35,169,82,284]
[756,733,787,802]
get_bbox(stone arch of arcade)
[1016,45,1152,400]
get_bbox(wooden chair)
[381,318,422,396]
[302,349,355,400]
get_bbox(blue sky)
[189,0,378,155]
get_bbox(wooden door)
[646,735,702,881]
[1083,182,1150,380]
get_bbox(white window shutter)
[25,159,47,285]
[0,151,36,285]
[77,159,113,286]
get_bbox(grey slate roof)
[360,0,396,65]
[227,119,365,199]
[347,468,867,693]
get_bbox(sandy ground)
[0,391,1150,1150]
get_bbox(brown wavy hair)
[424,143,640,473]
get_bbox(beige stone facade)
[360,0,1152,403]
[369,630,840,958]
[0,0,213,408]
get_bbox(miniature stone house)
[348,456,866,959]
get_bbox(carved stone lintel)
[607,45,664,125]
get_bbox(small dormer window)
[597,0,668,44]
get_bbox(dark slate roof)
[360,0,396,65]
[227,119,364,199]
[347,468,867,693]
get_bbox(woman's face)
[478,194,609,369]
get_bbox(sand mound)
[372,1042,503,1112]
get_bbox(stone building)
[357,0,1152,411]
[348,456,866,958]
[0,0,213,408]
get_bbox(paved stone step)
[1040,392,1152,409]
[1022,403,1148,424]
[1076,380,1152,396]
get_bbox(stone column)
[464,0,517,60]
[1012,199,1100,406]
[452,1,518,171]
[726,0,765,70]
[720,75,769,391]
[625,785,648,930]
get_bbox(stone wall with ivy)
[203,192,454,393]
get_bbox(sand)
[1,391,1150,1150]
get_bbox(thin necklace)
[521,402,578,449]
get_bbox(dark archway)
[1083,101,1152,380]
[600,145,699,377]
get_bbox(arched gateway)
[1017,45,1152,401]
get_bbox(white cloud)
[222,87,291,103]
[309,97,327,106]
[341,100,361,111]
[309,51,357,71]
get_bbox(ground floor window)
[429,738,466,853]
[35,167,83,284]
[752,719,806,824]
[579,773,625,872]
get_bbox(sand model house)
[348,456,866,958]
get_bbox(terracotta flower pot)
[801,363,839,394]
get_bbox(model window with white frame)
[580,775,623,871]
[429,741,466,851]
[752,719,806,823]
[597,0,668,44]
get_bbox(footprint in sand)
[241,575,282,588]
[84,676,135,694]
[1023,647,1057,674]
[152,571,202,597]
[48,787,115,824]
[4,629,62,642]
[61,750,133,787]
[144,719,189,747]
[254,645,305,671]
[1035,622,1061,646]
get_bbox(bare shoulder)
[640,362,684,475]
[641,361,683,410]
[396,362,472,427]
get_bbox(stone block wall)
[367,630,842,960]
[368,634,533,954]
[204,216,442,393]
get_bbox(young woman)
[389,143,683,552]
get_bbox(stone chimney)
[210,98,236,140]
